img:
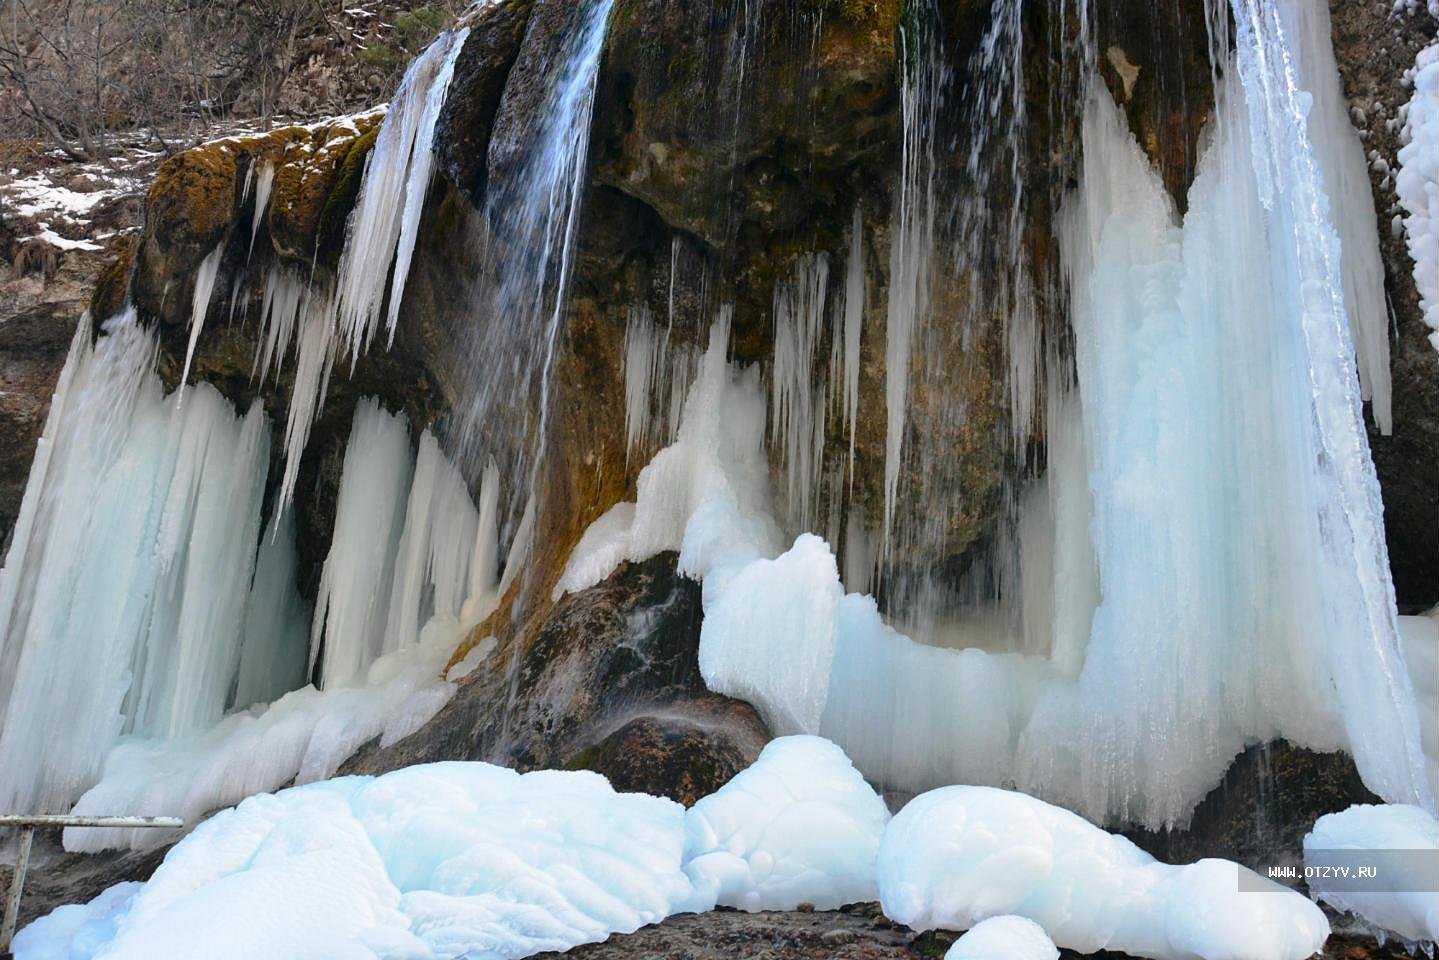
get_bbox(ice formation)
[683,735,890,911]
[178,244,224,390]
[0,307,501,844]
[245,160,275,259]
[36,765,705,960]
[878,785,1330,960]
[312,399,415,689]
[1304,803,1439,946]
[944,916,1058,960]
[770,254,830,530]
[1398,41,1439,349]
[32,740,903,957]
[334,26,469,355]
[59,398,509,852]
[556,12,1435,828]
[0,313,271,816]
[1290,0,1392,430]
[1224,0,1431,812]
[10,882,142,960]
[882,11,939,553]
[553,314,783,601]
[1399,610,1439,800]
[63,626,468,853]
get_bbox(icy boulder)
[9,883,142,960]
[944,915,1057,960]
[19,763,707,960]
[878,785,1329,960]
[683,735,890,910]
[1304,803,1439,946]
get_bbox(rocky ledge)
[531,903,1425,960]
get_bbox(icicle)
[0,312,272,814]
[883,11,939,555]
[334,27,469,357]
[383,430,480,656]
[623,303,664,462]
[771,254,830,531]
[460,458,502,632]
[248,160,276,260]
[278,289,340,508]
[841,207,864,483]
[179,244,224,390]
[311,399,414,690]
[1290,0,1392,433]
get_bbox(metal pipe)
[2,826,34,953]
[0,815,182,829]
[0,815,181,952]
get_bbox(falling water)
[458,0,616,532]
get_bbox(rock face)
[1329,0,1439,610]
[529,903,1421,960]
[343,553,771,806]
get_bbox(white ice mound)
[21,763,706,960]
[878,785,1329,960]
[1304,803,1439,945]
[944,915,1058,960]
[683,735,890,910]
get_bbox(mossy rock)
[89,236,138,322]
[130,112,384,326]
[143,141,240,271]
[269,111,385,266]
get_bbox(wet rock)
[434,0,535,206]
[566,707,768,807]
[342,553,772,789]
[1126,741,1380,880]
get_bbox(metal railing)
[0,815,183,953]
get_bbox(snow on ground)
[944,915,1057,960]
[1304,803,1439,947]
[684,735,890,911]
[878,785,1330,960]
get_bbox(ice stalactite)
[384,430,483,655]
[771,254,830,532]
[1397,41,1439,349]
[0,312,272,815]
[244,28,469,509]
[1291,0,1392,432]
[178,244,224,390]
[624,304,665,462]
[313,399,505,692]
[60,392,502,850]
[839,206,865,483]
[882,3,939,556]
[246,160,275,259]
[1225,0,1432,811]
[311,400,415,690]
[334,26,469,356]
